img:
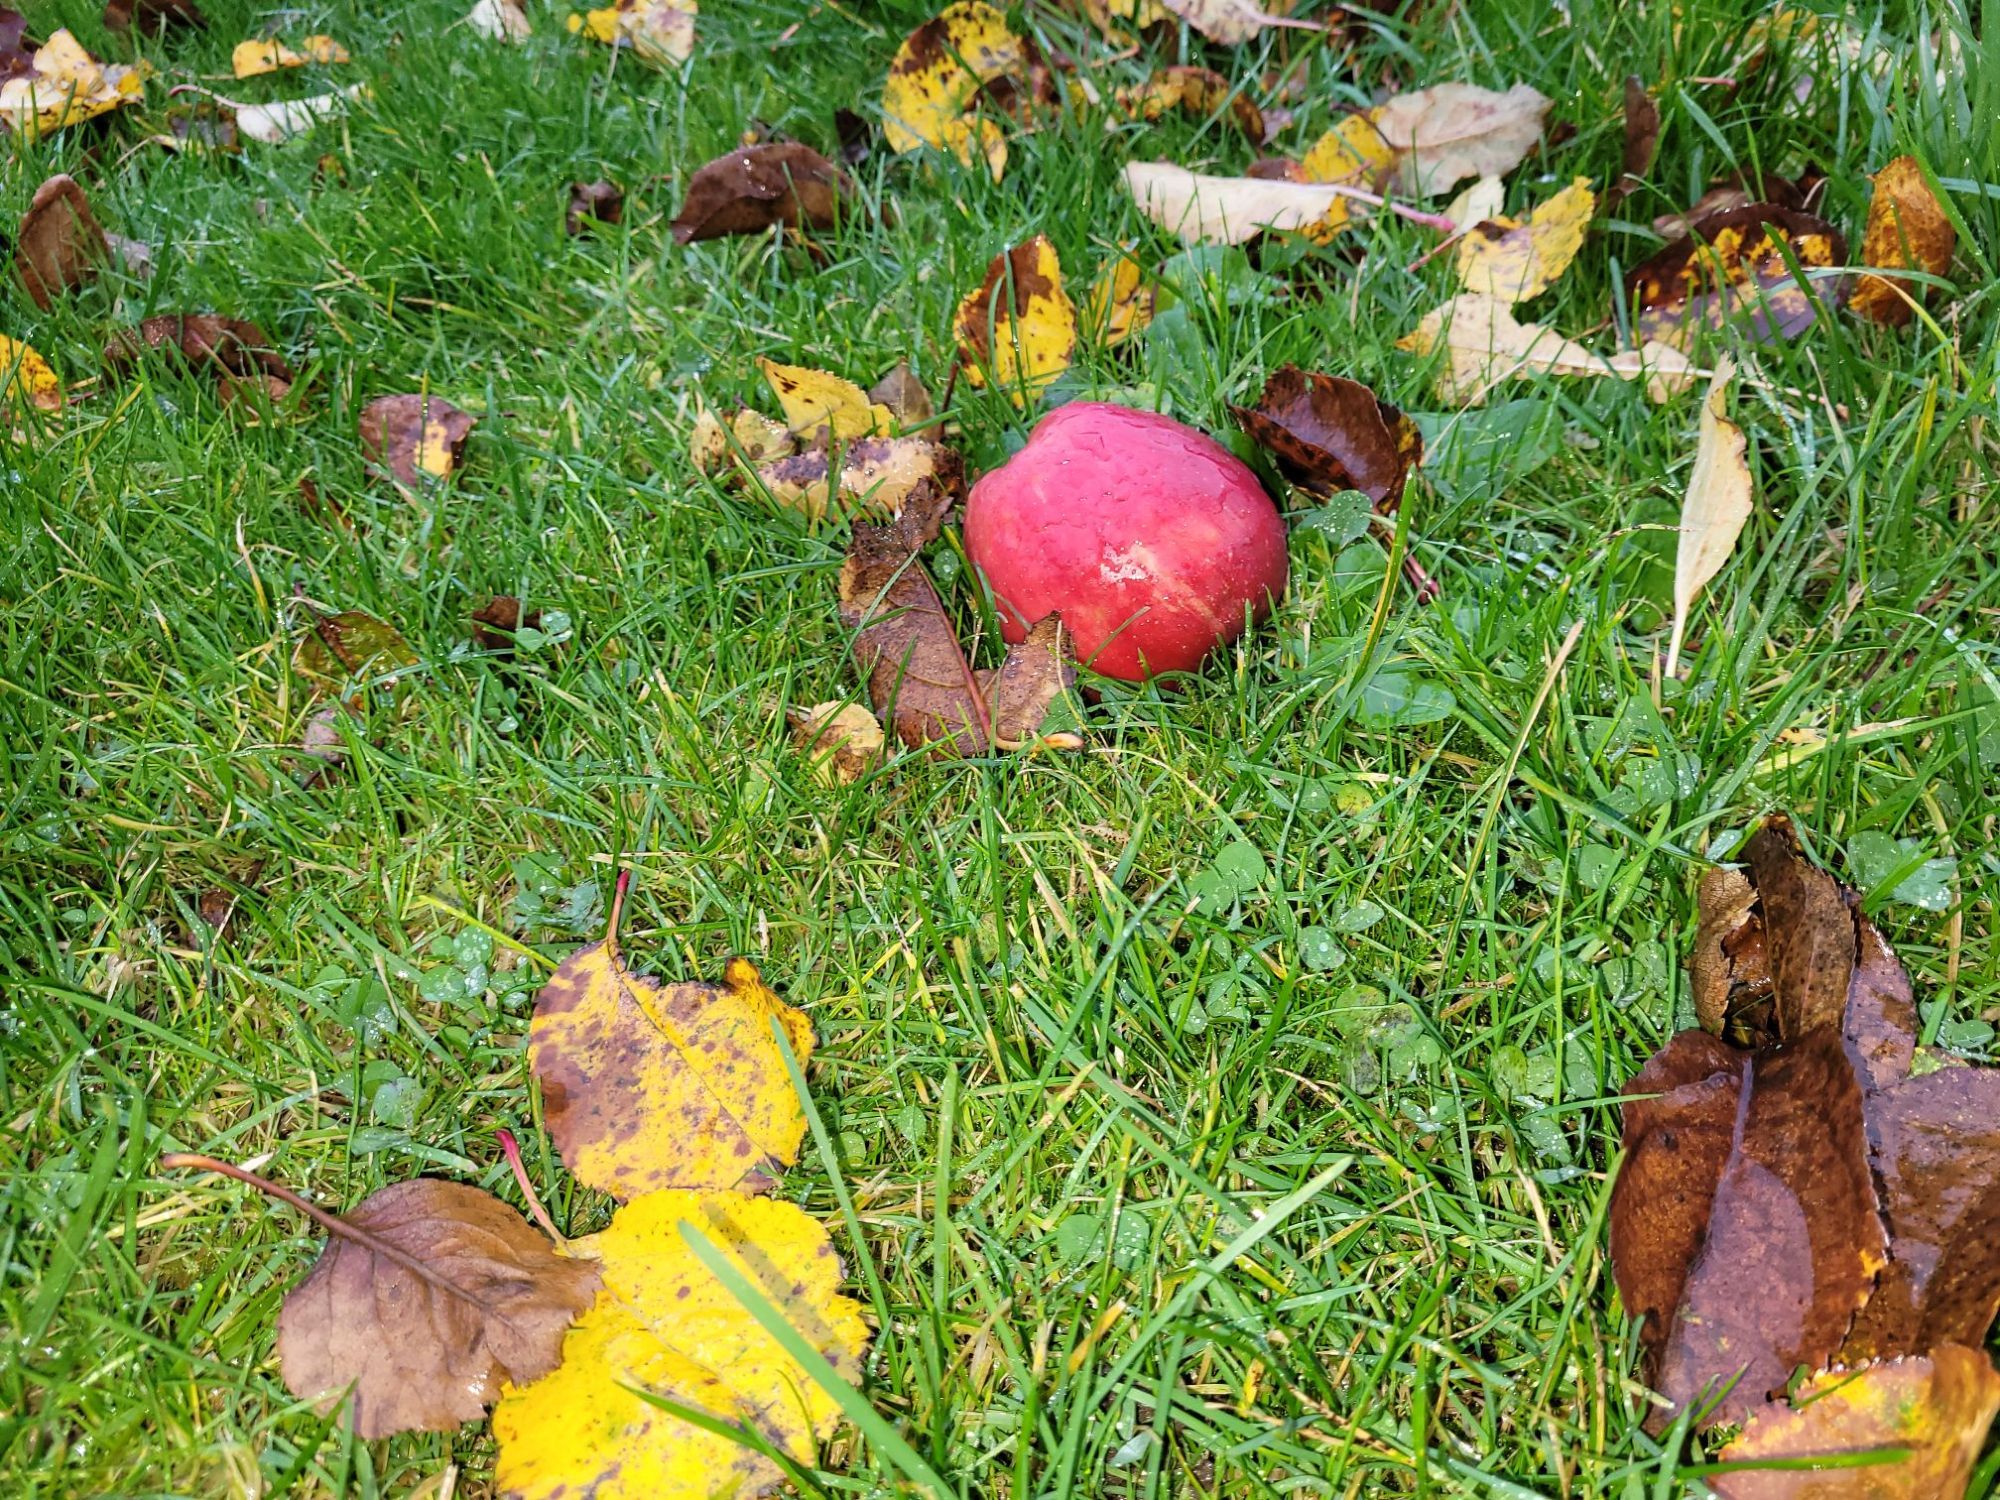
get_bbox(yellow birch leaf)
[882,2,1025,156]
[494,1192,870,1500]
[757,359,890,440]
[567,0,696,66]
[1664,357,1751,679]
[953,235,1075,406]
[1302,110,1394,188]
[1084,252,1154,347]
[1455,176,1595,303]
[1850,155,1957,327]
[939,112,1008,182]
[0,336,63,413]
[0,31,150,135]
[529,894,814,1201]
[231,35,349,78]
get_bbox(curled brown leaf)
[1230,364,1422,509]
[671,143,847,245]
[16,174,108,309]
[358,393,477,489]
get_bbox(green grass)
[4,0,1999,1492]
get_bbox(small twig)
[1314,178,1456,233]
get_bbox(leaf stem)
[496,1129,564,1245]
[160,1152,356,1243]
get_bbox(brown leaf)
[103,0,204,34]
[472,594,541,651]
[0,10,34,82]
[1230,364,1421,509]
[16,174,108,310]
[1713,1345,2000,1500]
[272,1179,601,1438]
[1117,65,1262,139]
[670,143,847,245]
[1650,168,1821,238]
[979,614,1077,749]
[1690,864,1772,1041]
[1611,75,1660,200]
[162,101,239,153]
[1245,155,1307,182]
[1627,204,1846,347]
[867,361,933,428]
[1651,1024,1887,1430]
[104,314,293,384]
[1849,155,1956,327]
[358,394,477,489]
[833,105,872,164]
[565,179,623,235]
[1373,81,1551,197]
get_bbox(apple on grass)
[963,402,1288,682]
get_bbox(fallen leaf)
[953,235,1076,405]
[0,28,150,135]
[1690,864,1772,1041]
[103,0,204,35]
[1608,75,1660,203]
[977,614,1077,749]
[358,394,477,489]
[0,8,26,80]
[670,143,847,245]
[567,0,696,66]
[1123,160,1370,246]
[1628,203,1846,347]
[565,179,623,234]
[1084,251,1155,347]
[833,106,872,164]
[529,903,815,1200]
[883,2,1026,163]
[752,434,960,522]
[494,1191,869,1499]
[1081,0,1167,42]
[1301,109,1396,189]
[472,595,542,651]
[690,405,796,472]
[1713,1345,2000,1499]
[1117,65,1262,138]
[1230,364,1421,508]
[1158,0,1318,45]
[294,609,419,690]
[159,101,240,153]
[231,35,348,78]
[867,361,933,427]
[466,0,531,39]
[15,174,107,310]
[1442,174,1505,230]
[1373,81,1551,197]
[105,314,294,385]
[0,335,62,413]
[789,701,885,783]
[230,84,367,143]
[758,359,889,441]
[1650,168,1822,239]
[1397,293,1606,404]
[1663,358,1751,678]
[1454,176,1594,303]
[1849,156,1955,327]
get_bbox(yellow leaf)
[882,2,1025,156]
[757,359,890,440]
[1301,110,1395,188]
[939,112,1008,182]
[1080,0,1166,42]
[1455,176,1595,303]
[953,235,1075,406]
[231,35,349,78]
[1084,252,1154,347]
[1443,175,1505,230]
[1664,357,1751,679]
[752,435,957,523]
[529,935,814,1200]
[0,336,63,413]
[0,31,150,136]
[789,702,885,783]
[567,0,696,66]
[494,1192,870,1500]
[1850,155,1957,327]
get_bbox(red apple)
[963,402,1288,681]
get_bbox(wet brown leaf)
[1650,168,1823,239]
[867,361,933,428]
[16,173,108,310]
[1230,364,1421,509]
[471,594,541,651]
[1690,864,1772,1041]
[671,143,846,245]
[105,314,293,384]
[980,614,1077,750]
[103,0,203,36]
[565,179,623,234]
[358,393,477,489]
[1608,75,1659,203]
[1627,204,1846,347]
[1849,156,1956,328]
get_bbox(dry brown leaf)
[1849,156,1956,327]
[670,143,846,245]
[358,394,477,489]
[1158,0,1319,44]
[16,174,108,310]
[1373,81,1550,197]
[103,0,203,35]
[1663,358,1751,677]
[1230,364,1421,509]
[565,179,623,234]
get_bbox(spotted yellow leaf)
[494,1191,869,1500]
[954,235,1075,406]
[1297,110,1395,236]
[882,2,1026,157]
[529,892,814,1201]
[1085,252,1154,347]
[0,30,150,136]
[1850,155,1957,327]
[1455,176,1595,304]
[757,359,892,440]
[567,0,696,66]
[0,336,63,413]
[231,35,349,78]
[1081,0,1166,42]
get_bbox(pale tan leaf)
[1157,0,1319,45]
[1122,161,1367,246]
[1664,357,1751,678]
[1373,81,1550,197]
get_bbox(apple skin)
[963,402,1288,681]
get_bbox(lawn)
[3,0,1998,1493]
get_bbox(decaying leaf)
[359,394,478,489]
[466,0,531,39]
[953,236,1076,405]
[1158,0,1318,45]
[1849,156,1955,328]
[229,84,368,144]
[1398,293,1692,406]
[231,35,348,78]
[530,902,815,1200]
[1373,81,1551,197]
[1454,176,1594,303]
[1084,252,1154,347]
[758,359,889,441]
[294,609,420,690]
[0,335,62,413]
[16,174,107,310]
[472,594,542,651]
[0,27,150,135]
[1663,358,1751,678]
[867,361,933,428]
[1713,1346,2000,1499]
[566,179,624,234]
[1117,65,1261,139]
[1443,175,1505,231]
[105,313,294,387]
[103,0,204,36]
[978,614,1077,750]
[1628,204,1846,347]
[670,143,847,245]
[883,2,1027,166]
[567,0,696,66]
[755,435,959,522]
[1301,109,1397,191]
[689,404,796,473]
[1230,364,1421,509]
[1608,75,1660,203]
[1123,161,1369,246]
[1690,864,1771,1040]
[494,1191,869,1500]
[788,701,885,783]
